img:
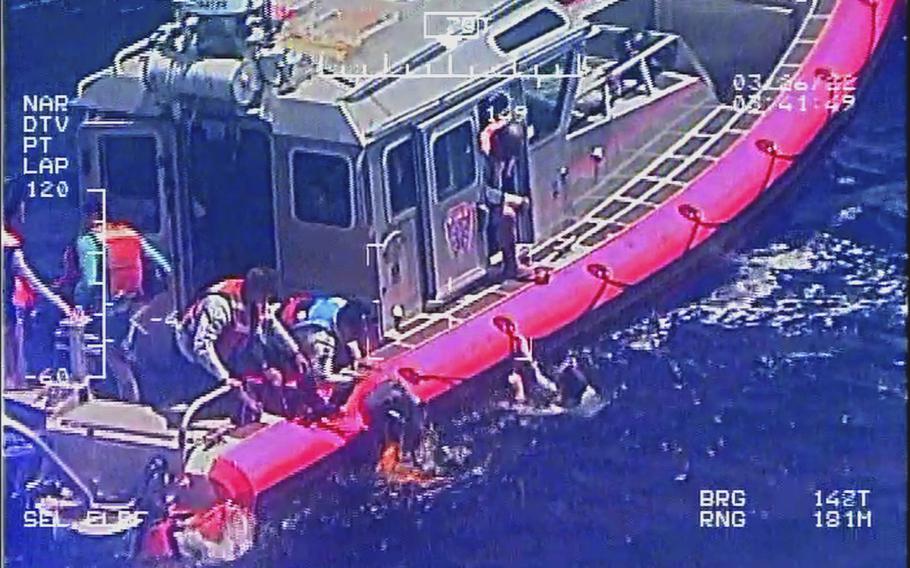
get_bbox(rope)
[584,263,629,312]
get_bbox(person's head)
[82,200,103,230]
[3,178,26,227]
[489,92,511,122]
[242,267,281,308]
[335,299,369,344]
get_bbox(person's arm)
[304,329,338,382]
[261,304,308,375]
[190,296,233,381]
[138,235,172,274]
[13,250,73,317]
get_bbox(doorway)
[185,122,276,290]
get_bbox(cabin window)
[385,137,419,217]
[432,121,476,201]
[522,55,570,142]
[292,150,352,228]
[494,9,565,53]
[98,135,160,233]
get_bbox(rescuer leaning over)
[3,189,75,389]
[58,201,172,401]
[173,267,307,424]
[285,295,372,418]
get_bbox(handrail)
[604,34,677,81]
[178,384,234,462]
[3,414,97,508]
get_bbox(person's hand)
[238,388,261,413]
[294,353,309,375]
[263,367,283,387]
[225,377,244,389]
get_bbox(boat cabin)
[74,0,804,335]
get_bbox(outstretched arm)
[139,235,172,274]
[190,296,233,381]
[13,250,74,317]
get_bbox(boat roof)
[268,0,594,144]
[80,0,604,146]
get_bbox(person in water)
[57,201,172,400]
[174,267,305,423]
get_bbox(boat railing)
[177,384,234,462]
[3,414,97,508]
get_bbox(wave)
[611,232,907,349]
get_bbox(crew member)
[288,296,370,416]
[484,116,535,281]
[59,202,172,400]
[3,189,74,389]
[174,267,306,423]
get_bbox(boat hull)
[209,0,900,506]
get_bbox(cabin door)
[418,109,487,303]
[178,121,276,294]
[374,134,425,329]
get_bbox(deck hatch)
[623,179,658,199]
[675,137,710,157]
[593,200,630,220]
[732,112,761,131]
[400,319,451,346]
[616,204,654,226]
[646,184,683,205]
[648,158,684,178]
[452,291,508,319]
[674,158,714,183]
[580,223,625,247]
[699,109,736,135]
[705,132,742,158]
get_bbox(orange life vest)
[13,275,36,310]
[182,278,249,356]
[92,222,144,297]
[279,292,314,328]
[479,118,508,156]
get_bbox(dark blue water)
[4,3,907,567]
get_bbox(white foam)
[614,233,907,349]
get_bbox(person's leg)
[108,349,140,402]
[497,206,534,281]
[4,316,26,389]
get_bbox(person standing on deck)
[174,267,307,423]
[480,94,536,282]
[3,187,74,389]
[57,201,172,401]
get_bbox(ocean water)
[3,2,906,567]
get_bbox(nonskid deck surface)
[373,0,835,361]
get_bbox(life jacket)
[4,228,23,318]
[298,296,347,334]
[78,222,144,298]
[13,276,36,310]
[137,518,178,560]
[279,292,314,329]
[479,117,508,156]
[181,278,249,356]
[94,222,144,297]
[179,501,255,563]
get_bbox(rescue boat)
[4,0,899,551]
